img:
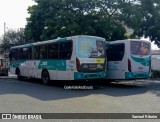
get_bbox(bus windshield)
[131,41,150,56]
[76,37,105,58]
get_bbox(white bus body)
[105,39,151,80]
[10,35,106,84]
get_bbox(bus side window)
[10,49,17,61]
[59,41,72,60]
[22,47,32,59]
[9,50,14,61]
[107,43,125,61]
[16,48,23,60]
[32,46,40,59]
[39,45,47,59]
[9,52,12,62]
[48,43,58,59]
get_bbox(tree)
[0,28,28,49]
[118,0,160,47]
[25,0,160,47]
[25,0,127,42]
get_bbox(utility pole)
[4,22,6,69]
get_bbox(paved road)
[0,78,160,121]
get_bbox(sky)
[151,42,159,50]
[141,37,159,50]
[0,0,159,50]
[0,0,35,36]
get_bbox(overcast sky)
[0,0,35,36]
[152,42,159,50]
[0,0,158,49]
[141,37,158,50]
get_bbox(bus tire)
[17,69,23,80]
[41,70,50,85]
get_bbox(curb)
[0,76,17,79]
[149,78,160,81]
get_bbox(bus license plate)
[89,64,97,70]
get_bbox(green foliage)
[0,28,28,49]
[25,0,127,41]
[119,0,160,46]
[25,0,160,47]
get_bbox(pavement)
[0,76,160,121]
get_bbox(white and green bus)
[10,35,106,84]
[105,39,151,80]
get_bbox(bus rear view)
[127,40,151,79]
[75,36,106,80]
[105,39,151,80]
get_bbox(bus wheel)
[17,70,23,80]
[42,70,50,85]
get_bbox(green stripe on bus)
[11,44,33,49]
[125,72,150,79]
[38,60,66,71]
[11,60,26,68]
[131,55,151,66]
[57,38,68,42]
[74,72,106,80]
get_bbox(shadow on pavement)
[0,78,159,101]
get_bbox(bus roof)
[108,39,150,44]
[11,35,105,49]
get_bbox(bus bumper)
[125,72,150,79]
[74,72,106,80]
